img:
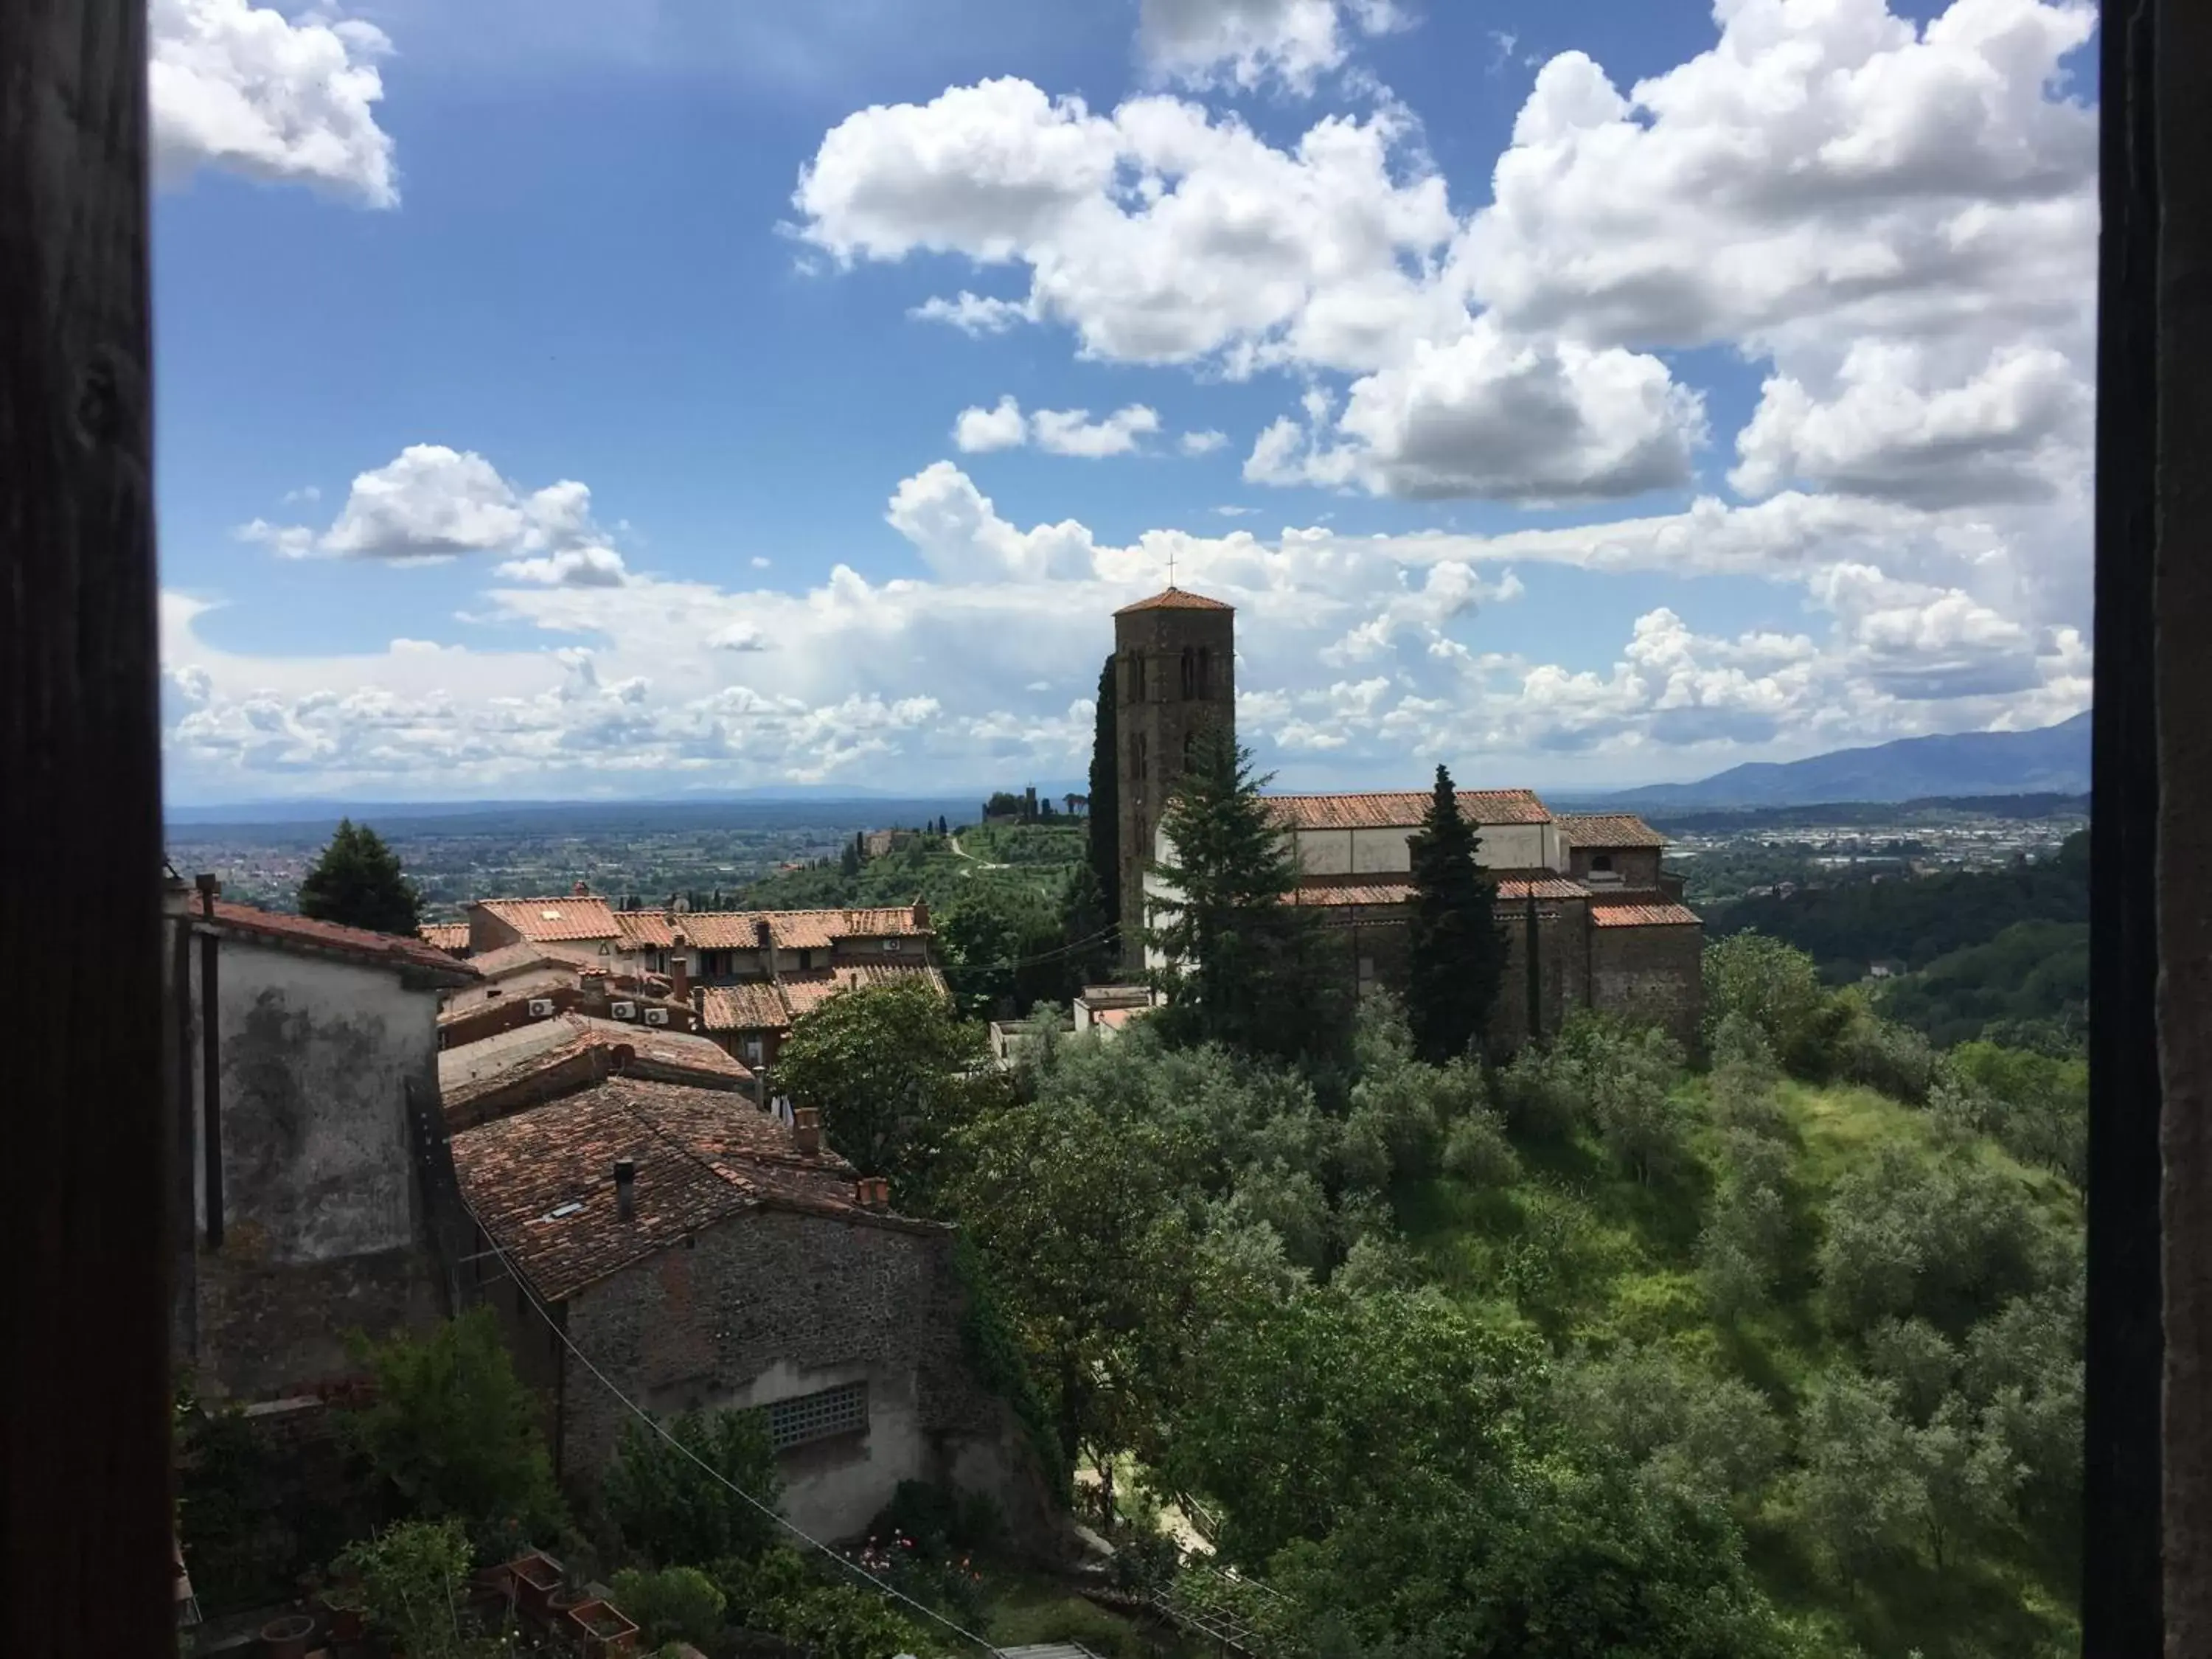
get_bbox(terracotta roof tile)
[1265,790,1552,830]
[700,981,792,1032]
[419,923,470,953]
[1114,586,1234,615]
[440,1013,749,1108]
[475,897,621,943]
[613,907,931,953]
[782,964,947,1018]
[696,964,948,1033]
[1494,877,1591,902]
[1556,813,1670,849]
[451,1079,930,1301]
[207,900,479,984]
[1290,882,1414,907]
[1589,902,1703,928]
[1290,874,1590,907]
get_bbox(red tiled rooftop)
[1290,874,1588,908]
[1589,902,1703,928]
[698,964,947,1033]
[439,1012,749,1109]
[451,1078,932,1301]
[475,896,621,943]
[208,900,479,984]
[1494,877,1592,902]
[1555,813,1670,849]
[419,922,470,954]
[1115,585,1234,615]
[614,906,931,953]
[700,980,793,1033]
[1265,790,1553,830]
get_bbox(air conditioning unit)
[526,998,555,1018]
[610,1001,638,1020]
[643,1006,670,1027]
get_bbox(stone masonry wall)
[1590,922,1705,1051]
[562,1208,1050,1547]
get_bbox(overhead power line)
[467,1223,1004,1656]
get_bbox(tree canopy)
[1405,763,1505,1064]
[770,977,992,1192]
[298,818,422,936]
[1147,723,1349,1064]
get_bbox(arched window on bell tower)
[1197,647,1212,698]
[1180,647,1196,700]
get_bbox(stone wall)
[1304,898,1701,1057]
[1567,846,1663,887]
[560,1208,1052,1548]
[184,939,448,1401]
[1590,922,1705,1050]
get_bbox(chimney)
[613,1159,636,1222]
[669,932,690,1003]
[911,897,929,931]
[754,917,773,950]
[194,871,220,919]
[792,1107,821,1157]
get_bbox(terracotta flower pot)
[563,1597,641,1658]
[317,1593,366,1642]
[260,1612,317,1659]
[507,1551,563,1621]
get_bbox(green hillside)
[732,821,1085,913]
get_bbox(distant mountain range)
[1587,712,2091,813]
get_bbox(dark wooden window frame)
[4,3,2208,1655]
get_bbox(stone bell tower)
[1112,585,1237,970]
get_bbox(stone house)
[164,877,480,1402]
[450,1078,1051,1545]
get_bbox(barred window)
[764,1382,867,1452]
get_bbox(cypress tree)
[297,818,422,936]
[1148,723,1347,1063]
[1405,763,1504,1063]
[1086,654,1121,953]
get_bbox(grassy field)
[1391,1076,2081,1659]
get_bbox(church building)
[1111,586,1704,1051]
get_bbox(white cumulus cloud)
[150,0,398,207]
[1136,0,1402,92]
[240,445,631,586]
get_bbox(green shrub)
[603,1408,782,1568]
[341,1310,564,1556]
[610,1565,726,1649]
[334,1520,480,1659]
[1442,1107,1520,1186]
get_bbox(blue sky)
[151,0,2098,803]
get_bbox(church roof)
[1263,790,1553,829]
[1115,586,1234,615]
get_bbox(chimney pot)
[194,871,221,918]
[614,1158,636,1222]
[792,1107,821,1157]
